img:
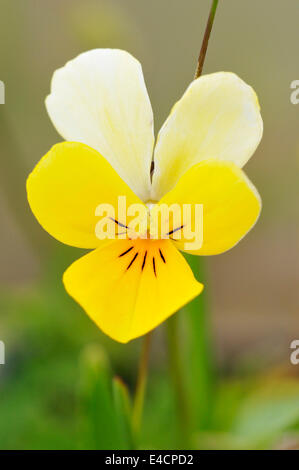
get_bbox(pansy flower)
[27,49,263,343]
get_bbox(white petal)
[46,49,154,201]
[151,72,263,200]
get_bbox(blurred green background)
[0,0,299,450]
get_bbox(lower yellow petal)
[152,158,261,255]
[63,238,203,343]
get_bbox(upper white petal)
[151,72,263,201]
[46,49,154,201]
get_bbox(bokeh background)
[0,0,299,449]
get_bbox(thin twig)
[194,0,219,79]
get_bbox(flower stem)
[184,255,215,431]
[164,0,220,446]
[132,332,152,435]
[194,0,219,79]
[166,315,191,446]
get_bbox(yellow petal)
[151,72,263,200]
[63,238,203,343]
[46,49,154,201]
[26,142,144,249]
[152,159,261,255]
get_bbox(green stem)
[132,332,152,435]
[166,315,191,446]
[165,0,219,445]
[184,255,215,430]
[194,0,219,79]
[188,0,219,428]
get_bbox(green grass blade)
[78,344,121,449]
[113,376,134,449]
[183,255,215,431]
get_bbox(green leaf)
[78,344,121,449]
[232,380,299,444]
[112,376,134,450]
[183,255,215,431]
[195,431,255,450]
